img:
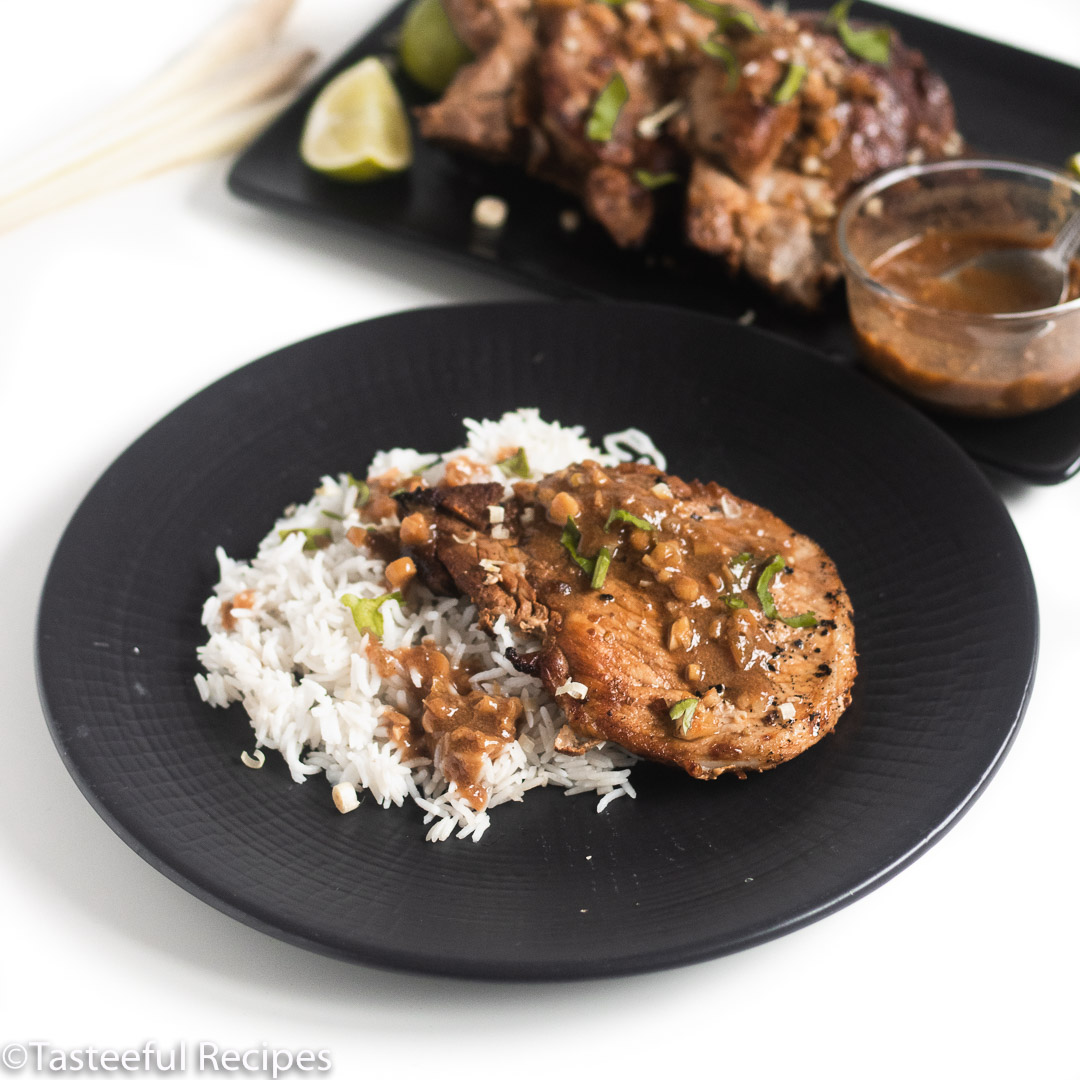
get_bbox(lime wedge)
[300,57,412,181]
[398,0,472,94]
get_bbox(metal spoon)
[942,209,1080,309]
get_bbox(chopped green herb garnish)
[344,473,371,506]
[604,507,653,532]
[826,0,891,64]
[755,555,818,628]
[669,697,699,736]
[591,546,613,590]
[755,555,785,618]
[684,0,761,34]
[322,510,345,521]
[771,61,806,104]
[497,447,531,478]
[341,591,403,639]
[560,518,597,577]
[634,169,680,190]
[728,551,754,589]
[724,596,748,609]
[586,72,629,142]
[699,37,739,90]
[412,457,439,476]
[782,611,820,628]
[278,527,332,551]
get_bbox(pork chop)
[399,462,856,778]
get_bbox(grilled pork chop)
[398,462,855,778]
[415,0,961,308]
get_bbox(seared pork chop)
[399,462,855,778]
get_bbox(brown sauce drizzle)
[365,639,522,810]
[530,463,800,718]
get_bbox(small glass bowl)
[837,158,1080,418]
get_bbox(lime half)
[300,57,413,181]
[398,0,472,94]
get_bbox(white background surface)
[1,1,1078,1077]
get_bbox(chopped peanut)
[629,528,652,552]
[346,525,368,547]
[548,490,581,525]
[332,783,359,814]
[386,556,417,590]
[399,512,431,546]
[670,575,700,602]
[686,662,704,683]
[669,616,693,651]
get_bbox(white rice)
[195,409,665,842]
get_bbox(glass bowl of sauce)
[837,158,1080,417]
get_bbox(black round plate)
[36,302,1037,980]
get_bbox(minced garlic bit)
[488,505,505,524]
[778,702,797,722]
[473,195,508,230]
[651,482,673,500]
[332,782,359,814]
[240,749,265,769]
[555,678,589,700]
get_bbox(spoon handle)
[1051,209,1080,261]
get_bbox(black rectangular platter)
[229,0,1080,483]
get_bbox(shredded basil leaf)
[699,37,739,90]
[669,697,699,735]
[341,591,403,639]
[278,527,332,551]
[604,507,653,532]
[771,61,806,104]
[724,596,748,609]
[634,169,680,190]
[591,546,613,590]
[755,555,785,618]
[344,474,371,506]
[497,447,531,478]
[684,0,761,34]
[560,518,597,577]
[755,555,818,627]
[826,0,891,64]
[587,72,629,142]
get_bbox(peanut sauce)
[853,227,1080,416]
[365,639,522,809]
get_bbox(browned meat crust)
[405,462,856,779]
[414,0,961,308]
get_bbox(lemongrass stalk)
[0,0,297,192]
[0,46,315,206]
[0,86,304,235]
